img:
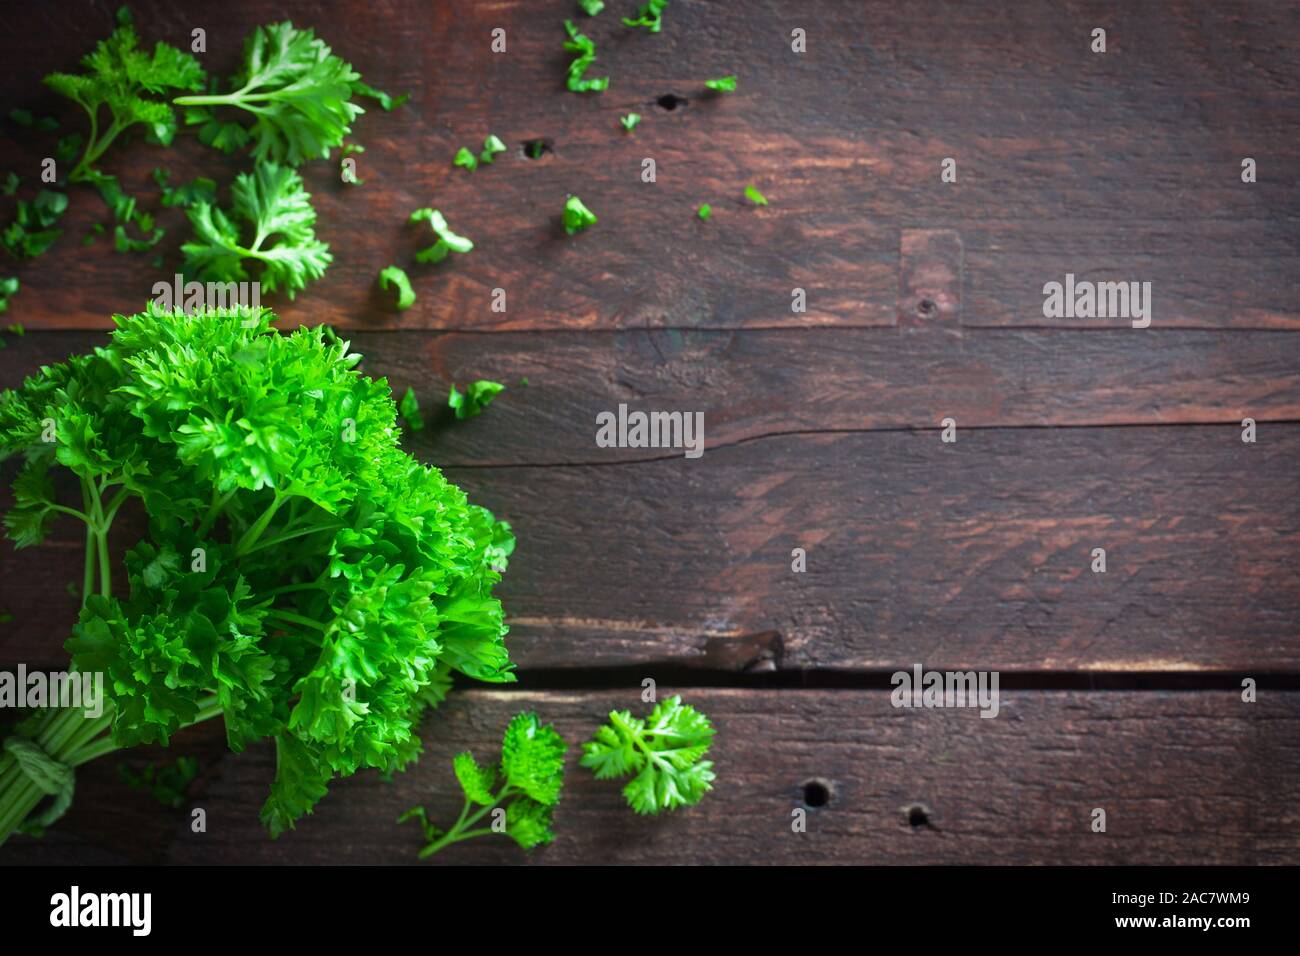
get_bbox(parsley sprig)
[401,712,567,856]
[581,696,716,814]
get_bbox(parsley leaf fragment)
[398,386,424,430]
[705,75,737,92]
[620,113,641,131]
[623,0,668,32]
[562,195,597,235]
[697,203,712,221]
[563,20,609,93]
[2,189,68,259]
[449,380,505,420]
[380,265,416,311]
[409,208,473,264]
[744,183,768,206]
[581,695,715,814]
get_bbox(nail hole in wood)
[656,93,687,111]
[521,138,552,159]
[916,298,938,317]
[904,802,932,828]
[802,778,831,808]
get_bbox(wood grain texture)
[5,423,1297,672]
[5,689,1297,865]
[4,327,1300,469]
[0,0,1297,331]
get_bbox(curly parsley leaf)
[43,10,205,181]
[402,712,566,857]
[380,266,416,311]
[581,695,716,814]
[449,380,504,420]
[174,22,364,165]
[562,195,597,235]
[181,163,331,297]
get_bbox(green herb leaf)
[578,0,605,15]
[581,695,716,814]
[173,22,363,165]
[562,195,597,235]
[453,146,478,171]
[380,265,416,311]
[397,385,423,430]
[744,183,768,206]
[623,0,668,32]
[705,75,737,92]
[479,134,506,164]
[620,113,641,131]
[563,20,609,93]
[448,380,504,420]
[182,163,331,297]
[410,207,473,264]
[696,203,712,221]
[1,189,69,259]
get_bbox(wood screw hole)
[916,298,938,317]
[657,93,687,111]
[802,778,831,808]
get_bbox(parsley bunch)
[0,304,516,844]
[174,22,365,165]
[401,712,567,857]
[181,163,331,297]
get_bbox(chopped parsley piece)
[1,189,68,259]
[1,173,18,197]
[562,195,597,235]
[119,756,198,809]
[410,208,473,263]
[0,277,18,315]
[379,265,416,311]
[479,134,507,164]
[620,113,641,131]
[578,0,605,14]
[744,183,768,206]
[398,386,424,430]
[563,20,609,93]
[351,80,409,111]
[453,146,478,171]
[705,75,737,92]
[697,203,712,221]
[623,0,668,32]
[449,380,505,420]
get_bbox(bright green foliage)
[562,195,597,235]
[43,7,205,182]
[351,80,408,112]
[409,208,473,264]
[0,304,517,837]
[578,0,605,14]
[453,147,477,171]
[2,173,18,197]
[623,0,668,32]
[581,696,715,814]
[696,203,712,221]
[182,163,331,297]
[398,385,423,430]
[1,189,68,259]
[563,20,609,93]
[744,183,768,206]
[380,266,416,311]
[401,712,567,857]
[448,381,504,420]
[174,22,364,165]
[80,169,164,254]
[705,75,737,92]
[620,113,641,132]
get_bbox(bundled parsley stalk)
[0,304,515,844]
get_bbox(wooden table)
[2,0,1298,864]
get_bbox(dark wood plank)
[4,327,1299,468]
[6,423,1298,672]
[6,689,1296,865]
[0,0,1296,331]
